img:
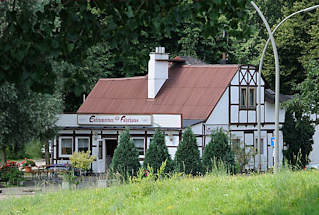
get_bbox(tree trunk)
[0,147,6,165]
[44,140,50,165]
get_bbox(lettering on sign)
[78,114,152,125]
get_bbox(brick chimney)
[148,47,169,99]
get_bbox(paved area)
[0,160,111,200]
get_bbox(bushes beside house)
[110,127,255,178]
[174,127,203,175]
[202,128,235,172]
[111,128,140,178]
[143,129,173,173]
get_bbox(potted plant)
[0,161,23,185]
[21,158,36,173]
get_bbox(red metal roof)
[77,64,239,120]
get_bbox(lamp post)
[250,1,280,171]
[254,3,319,172]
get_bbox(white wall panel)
[231,86,239,104]
[245,133,254,146]
[231,71,239,85]
[248,111,256,123]
[239,111,247,123]
[168,148,177,159]
[231,106,239,123]
[206,89,229,125]
[153,114,181,128]
[310,125,319,164]
[56,114,78,127]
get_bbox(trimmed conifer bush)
[110,128,140,178]
[174,127,202,175]
[144,129,173,173]
[202,128,235,172]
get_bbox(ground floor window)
[98,140,103,160]
[255,138,264,154]
[133,138,144,156]
[60,137,73,156]
[231,138,240,146]
[77,137,90,153]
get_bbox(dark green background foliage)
[174,127,202,175]
[0,0,251,112]
[143,129,173,173]
[0,82,62,163]
[282,106,315,168]
[111,128,140,178]
[292,63,319,115]
[202,128,235,172]
[261,0,319,95]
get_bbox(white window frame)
[75,137,90,153]
[132,137,145,158]
[59,136,73,158]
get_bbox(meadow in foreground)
[1,170,319,215]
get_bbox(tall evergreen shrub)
[144,129,173,173]
[174,127,202,175]
[111,128,140,178]
[202,128,234,172]
[282,107,315,169]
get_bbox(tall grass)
[1,170,319,215]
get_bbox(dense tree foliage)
[0,83,62,163]
[143,129,173,173]
[202,128,235,172]
[174,127,202,175]
[261,0,319,95]
[1,0,251,112]
[282,106,315,168]
[111,128,140,178]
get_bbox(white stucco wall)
[310,125,319,164]
[56,114,78,127]
[206,88,229,125]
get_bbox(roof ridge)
[181,64,240,67]
[99,76,146,81]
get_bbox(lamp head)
[303,5,319,12]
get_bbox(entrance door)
[105,139,117,170]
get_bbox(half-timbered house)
[53,47,290,173]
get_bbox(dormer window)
[240,87,256,109]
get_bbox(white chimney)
[148,47,169,99]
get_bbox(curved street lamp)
[254,2,319,171]
[250,1,280,171]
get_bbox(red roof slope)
[77,64,239,120]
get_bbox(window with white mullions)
[60,137,73,156]
[77,137,90,153]
[133,138,144,156]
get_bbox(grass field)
[1,170,319,215]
